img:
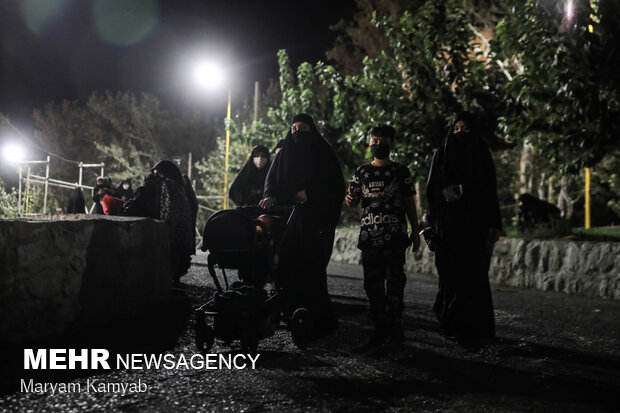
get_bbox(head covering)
[263,113,344,226]
[426,110,502,237]
[291,113,315,126]
[228,145,271,206]
[152,160,183,185]
[441,111,485,186]
[250,145,270,159]
[448,111,480,138]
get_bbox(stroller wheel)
[290,308,313,349]
[195,311,214,352]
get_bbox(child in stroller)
[195,205,313,353]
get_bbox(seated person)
[122,160,196,283]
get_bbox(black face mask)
[370,143,390,160]
[452,131,471,143]
[292,130,310,143]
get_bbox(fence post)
[18,166,22,217]
[43,156,50,214]
[25,167,31,213]
[585,168,591,229]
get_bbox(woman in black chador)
[260,113,345,334]
[426,111,501,340]
[121,160,197,283]
[229,145,271,207]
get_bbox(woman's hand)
[295,189,308,204]
[259,196,276,210]
[442,185,463,202]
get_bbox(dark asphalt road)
[2,251,619,412]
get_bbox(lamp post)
[194,60,231,209]
[224,88,231,209]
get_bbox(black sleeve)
[481,147,502,231]
[183,175,198,226]
[425,149,442,226]
[263,151,280,199]
[121,184,156,218]
[229,169,248,206]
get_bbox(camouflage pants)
[361,248,406,325]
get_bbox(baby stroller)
[195,205,313,353]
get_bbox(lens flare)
[20,0,71,35]
[92,0,159,46]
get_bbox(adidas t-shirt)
[349,162,416,250]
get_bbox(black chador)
[426,111,502,339]
[122,160,196,282]
[229,145,271,207]
[264,113,345,332]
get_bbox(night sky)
[0,0,357,131]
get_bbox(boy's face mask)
[253,156,268,169]
[122,184,130,190]
[370,143,390,160]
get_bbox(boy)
[345,124,421,351]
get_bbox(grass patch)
[505,225,620,242]
[572,227,620,242]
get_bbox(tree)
[340,0,505,179]
[254,50,368,170]
[33,91,216,185]
[326,0,420,74]
[491,0,620,173]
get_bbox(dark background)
[0,0,357,131]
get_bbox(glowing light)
[92,0,159,46]
[194,61,225,90]
[2,144,25,163]
[565,0,574,21]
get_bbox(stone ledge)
[332,228,620,300]
[0,216,172,344]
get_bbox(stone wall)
[0,215,172,344]
[332,228,620,300]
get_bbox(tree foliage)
[491,0,620,173]
[33,91,216,185]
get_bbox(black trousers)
[361,248,407,325]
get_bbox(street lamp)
[2,143,52,215]
[193,60,232,209]
[2,143,25,163]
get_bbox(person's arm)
[404,195,421,253]
[481,147,502,243]
[260,152,280,209]
[228,171,246,206]
[345,167,361,207]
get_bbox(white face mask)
[122,184,130,190]
[253,156,267,169]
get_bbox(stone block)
[331,228,619,301]
[0,215,172,344]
